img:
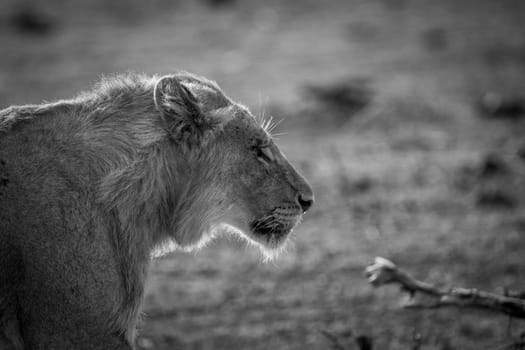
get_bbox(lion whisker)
[266,116,284,134]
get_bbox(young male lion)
[0,72,313,349]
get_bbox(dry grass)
[1,0,525,348]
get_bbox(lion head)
[151,73,314,254]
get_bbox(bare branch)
[365,257,525,319]
[503,289,525,300]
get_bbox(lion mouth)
[249,211,300,248]
[251,220,288,236]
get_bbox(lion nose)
[297,193,314,213]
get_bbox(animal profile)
[0,72,313,349]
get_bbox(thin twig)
[364,257,525,319]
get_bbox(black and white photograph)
[1,0,525,349]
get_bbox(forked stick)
[364,257,525,319]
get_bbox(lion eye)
[256,146,272,163]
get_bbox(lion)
[0,72,313,349]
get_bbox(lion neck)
[98,137,223,335]
[82,74,223,253]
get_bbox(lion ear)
[153,75,210,141]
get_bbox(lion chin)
[209,216,298,261]
[151,212,300,260]
[250,218,298,247]
[248,207,303,252]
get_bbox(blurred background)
[2,0,525,349]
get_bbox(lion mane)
[0,72,313,349]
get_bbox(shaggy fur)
[0,72,313,349]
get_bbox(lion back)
[0,103,132,348]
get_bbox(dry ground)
[1,0,525,349]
